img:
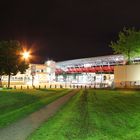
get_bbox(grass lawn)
[28,89,140,140]
[0,88,71,128]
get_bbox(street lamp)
[22,51,30,60]
[22,50,31,86]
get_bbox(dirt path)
[0,89,79,140]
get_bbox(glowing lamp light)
[22,51,30,60]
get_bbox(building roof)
[56,55,124,68]
[55,54,140,74]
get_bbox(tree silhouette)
[0,40,29,88]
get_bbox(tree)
[0,40,29,88]
[109,27,140,64]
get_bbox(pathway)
[0,89,79,140]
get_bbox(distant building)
[2,61,56,86]
[55,54,140,88]
[2,55,140,88]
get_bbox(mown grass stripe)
[28,89,140,140]
[0,89,71,128]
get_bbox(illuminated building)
[2,62,56,86]
[1,54,140,88]
[55,54,124,88]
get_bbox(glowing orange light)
[22,51,30,60]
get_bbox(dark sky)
[0,0,140,63]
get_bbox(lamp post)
[31,65,36,87]
[22,51,31,85]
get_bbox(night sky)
[0,0,140,63]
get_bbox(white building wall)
[114,65,140,88]
[1,63,56,86]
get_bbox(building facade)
[1,54,140,88]
[2,60,56,86]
